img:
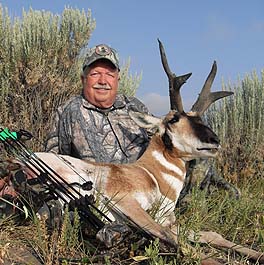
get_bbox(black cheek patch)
[162,131,173,150]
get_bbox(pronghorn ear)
[128,111,163,131]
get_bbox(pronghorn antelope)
[21,40,263,264]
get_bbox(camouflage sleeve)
[45,104,74,155]
[44,110,60,153]
[125,96,155,137]
[124,96,150,114]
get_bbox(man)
[0,44,150,218]
[45,44,150,164]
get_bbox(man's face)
[82,60,119,108]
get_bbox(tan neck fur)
[136,135,186,201]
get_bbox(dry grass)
[0,174,263,264]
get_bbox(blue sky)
[1,1,264,115]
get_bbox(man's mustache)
[93,84,111,90]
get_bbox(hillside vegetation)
[206,71,264,184]
[0,6,141,151]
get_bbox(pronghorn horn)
[158,39,192,112]
[191,61,233,115]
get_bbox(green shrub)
[205,70,264,183]
[0,6,141,152]
[0,6,96,150]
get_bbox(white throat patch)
[152,150,185,178]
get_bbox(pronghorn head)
[130,39,233,161]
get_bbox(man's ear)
[128,111,163,132]
[81,74,85,84]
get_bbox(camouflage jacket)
[45,94,150,164]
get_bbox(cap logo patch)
[95,45,111,56]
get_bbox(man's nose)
[98,74,106,84]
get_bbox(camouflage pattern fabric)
[83,44,120,70]
[45,94,150,164]
[0,161,20,198]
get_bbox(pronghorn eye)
[168,115,179,124]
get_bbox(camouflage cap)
[83,44,120,70]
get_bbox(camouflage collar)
[81,94,126,113]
